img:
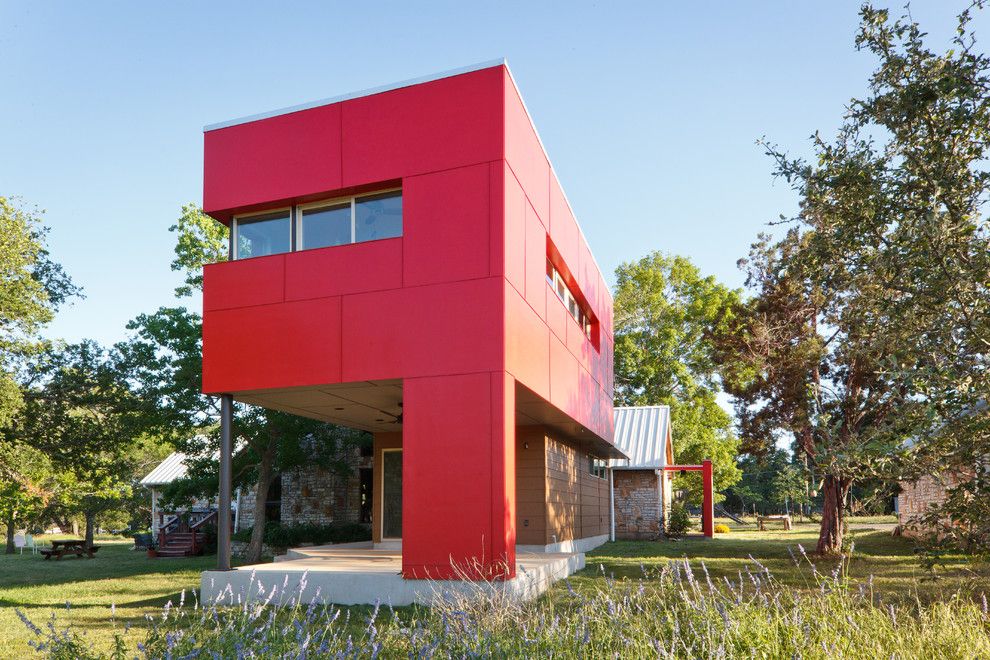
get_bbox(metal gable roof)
[609,406,672,470]
[139,451,191,487]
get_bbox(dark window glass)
[301,203,351,249]
[236,211,290,259]
[355,191,402,242]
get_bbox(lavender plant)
[18,552,990,659]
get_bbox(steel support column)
[217,393,233,570]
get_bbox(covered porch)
[201,541,585,606]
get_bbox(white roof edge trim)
[203,58,507,132]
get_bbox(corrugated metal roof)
[609,406,672,469]
[139,451,191,487]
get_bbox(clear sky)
[1,1,983,346]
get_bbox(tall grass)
[19,545,990,658]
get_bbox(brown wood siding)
[545,433,609,543]
[372,432,402,544]
[515,427,547,545]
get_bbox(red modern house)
[201,60,622,591]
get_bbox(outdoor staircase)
[156,531,206,557]
[156,509,219,558]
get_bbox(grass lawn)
[578,517,990,604]
[0,536,220,656]
[2,519,987,656]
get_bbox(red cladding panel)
[523,201,547,319]
[203,256,285,312]
[503,164,526,295]
[549,176,581,278]
[504,72,550,222]
[549,334,581,420]
[340,68,503,187]
[402,372,514,579]
[202,297,341,393]
[504,284,550,400]
[403,164,492,287]
[285,238,402,301]
[204,104,342,215]
[340,278,502,382]
[545,283,569,344]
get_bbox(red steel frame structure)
[663,460,714,538]
[201,61,620,580]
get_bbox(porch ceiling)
[234,379,403,433]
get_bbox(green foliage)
[719,3,990,554]
[665,501,692,537]
[0,197,79,428]
[119,204,372,563]
[613,252,742,504]
[169,203,228,298]
[7,341,147,541]
[232,521,371,548]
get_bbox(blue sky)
[1,1,983,346]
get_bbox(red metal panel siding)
[403,164,492,287]
[523,200,547,320]
[203,255,285,312]
[285,238,402,301]
[202,297,342,393]
[339,68,503,187]
[504,283,551,400]
[503,71,550,222]
[204,104,342,216]
[503,163,527,296]
[339,278,503,382]
[402,372,515,579]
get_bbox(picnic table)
[758,514,793,531]
[39,539,101,560]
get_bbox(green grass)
[0,536,219,656]
[2,520,988,656]
[577,518,990,604]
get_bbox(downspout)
[609,468,615,542]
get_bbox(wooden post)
[217,394,233,571]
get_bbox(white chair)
[24,534,37,554]
[13,532,26,554]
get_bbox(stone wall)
[613,470,660,540]
[237,445,371,531]
[897,473,961,538]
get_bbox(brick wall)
[613,470,660,540]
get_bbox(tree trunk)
[4,511,15,554]
[84,511,96,546]
[245,437,278,564]
[816,474,850,555]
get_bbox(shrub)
[714,523,731,534]
[232,522,371,549]
[666,502,692,537]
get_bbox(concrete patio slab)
[200,542,586,607]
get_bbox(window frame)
[230,187,402,260]
[546,258,596,343]
[231,206,293,260]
